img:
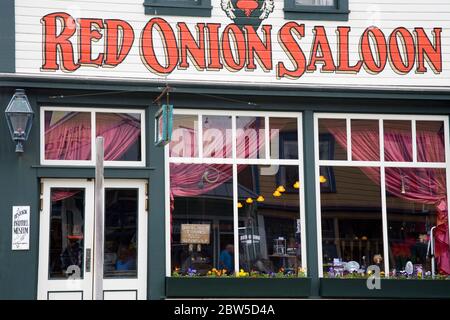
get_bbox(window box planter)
[166,277,311,298]
[320,278,450,299]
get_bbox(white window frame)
[314,113,450,277]
[40,106,146,167]
[165,109,307,276]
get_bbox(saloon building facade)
[0,0,449,300]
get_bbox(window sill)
[284,8,350,21]
[143,2,212,17]
[320,278,450,298]
[166,277,312,298]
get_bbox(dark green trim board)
[166,277,312,298]
[147,104,167,300]
[320,279,450,299]
[2,75,450,101]
[0,0,15,72]
[284,0,349,21]
[143,0,212,17]
[0,90,40,299]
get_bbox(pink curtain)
[96,113,141,161]
[46,112,141,202]
[45,112,92,161]
[328,125,450,274]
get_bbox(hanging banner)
[12,206,30,251]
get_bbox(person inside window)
[115,245,136,272]
[219,244,234,272]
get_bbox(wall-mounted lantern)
[5,89,34,153]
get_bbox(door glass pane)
[49,188,85,279]
[104,188,138,278]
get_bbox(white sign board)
[12,206,30,250]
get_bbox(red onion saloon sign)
[39,3,442,80]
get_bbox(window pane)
[236,116,265,159]
[320,166,384,275]
[170,114,198,158]
[270,118,298,159]
[351,119,379,161]
[238,165,302,275]
[416,121,445,163]
[170,164,234,275]
[319,119,347,160]
[49,188,85,279]
[203,116,232,158]
[295,0,335,5]
[96,113,142,161]
[44,111,91,161]
[384,120,412,162]
[104,189,138,278]
[386,167,447,275]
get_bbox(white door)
[38,179,147,300]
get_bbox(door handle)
[86,248,92,273]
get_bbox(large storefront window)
[41,107,145,166]
[168,110,305,277]
[316,114,450,278]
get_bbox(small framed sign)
[180,224,211,244]
[12,206,30,250]
[155,104,173,146]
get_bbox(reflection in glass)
[386,168,447,275]
[384,120,412,162]
[296,0,334,5]
[236,116,265,159]
[104,189,138,278]
[238,165,302,275]
[96,113,142,161]
[170,114,198,158]
[416,121,445,163]
[49,189,85,279]
[171,164,233,275]
[351,120,379,161]
[270,118,298,159]
[44,111,91,161]
[318,119,347,160]
[203,116,232,158]
[320,167,384,274]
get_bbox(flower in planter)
[237,269,250,277]
[187,268,198,277]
